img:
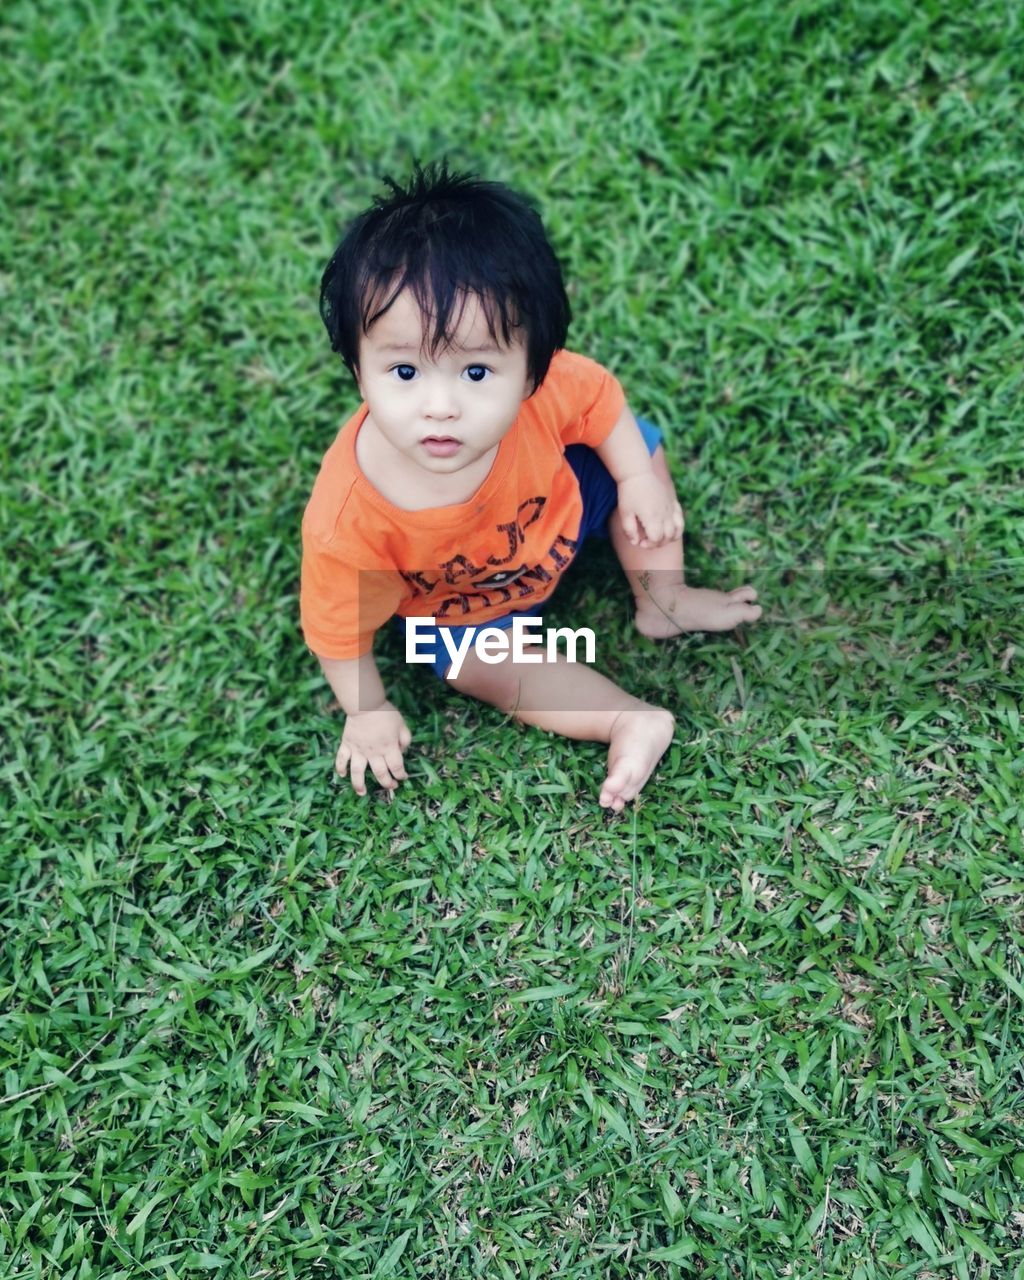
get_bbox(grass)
[2,0,1023,1276]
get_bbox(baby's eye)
[464,365,491,383]
[392,365,417,382]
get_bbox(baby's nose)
[421,380,460,419]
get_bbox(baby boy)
[301,162,762,811]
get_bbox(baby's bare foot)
[635,584,762,638]
[599,707,675,812]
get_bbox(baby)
[301,161,762,811]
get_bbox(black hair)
[319,159,571,393]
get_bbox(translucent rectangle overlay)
[355,566,1020,716]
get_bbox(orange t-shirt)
[300,349,625,660]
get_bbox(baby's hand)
[336,701,412,796]
[617,473,685,549]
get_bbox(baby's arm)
[317,652,412,796]
[596,405,684,549]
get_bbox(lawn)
[1,0,1022,1277]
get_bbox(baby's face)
[356,287,533,478]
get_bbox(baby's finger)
[621,511,640,545]
[398,723,413,750]
[335,742,351,778]
[384,746,408,781]
[348,751,369,796]
[368,753,398,791]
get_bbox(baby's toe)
[731,585,759,603]
[598,782,622,809]
[600,766,633,809]
[600,762,642,809]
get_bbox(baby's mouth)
[421,435,462,457]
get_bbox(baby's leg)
[610,445,762,636]
[447,644,674,812]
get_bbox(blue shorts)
[397,416,663,679]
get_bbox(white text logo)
[406,616,597,680]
